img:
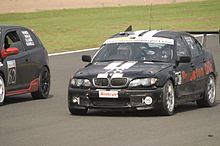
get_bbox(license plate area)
[98,90,119,98]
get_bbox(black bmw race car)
[68,26,218,116]
[0,25,50,105]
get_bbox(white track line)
[48,35,215,56]
[48,47,99,56]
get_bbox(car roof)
[104,30,187,45]
[0,24,27,30]
[111,30,185,39]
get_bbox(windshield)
[93,43,173,62]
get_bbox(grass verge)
[0,0,219,53]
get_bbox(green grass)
[0,0,219,53]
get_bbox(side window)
[20,29,38,49]
[195,40,203,53]
[183,35,200,58]
[4,31,24,52]
[176,38,189,57]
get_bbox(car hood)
[75,61,172,79]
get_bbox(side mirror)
[177,56,191,63]
[82,55,91,62]
[1,48,19,58]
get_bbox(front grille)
[91,98,130,106]
[93,77,128,87]
[93,78,109,87]
[111,78,127,87]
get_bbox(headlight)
[70,78,92,87]
[129,78,158,87]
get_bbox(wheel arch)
[0,71,6,84]
[168,77,175,86]
[43,65,50,73]
[210,72,217,80]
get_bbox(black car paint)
[0,25,49,95]
[75,62,172,83]
[68,31,217,111]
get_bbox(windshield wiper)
[141,60,166,62]
[97,59,125,62]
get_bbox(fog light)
[142,96,152,105]
[72,97,80,104]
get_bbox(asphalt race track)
[1,36,220,146]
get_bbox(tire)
[0,76,5,106]
[160,80,175,116]
[31,67,50,99]
[69,107,88,115]
[197,74,216,107]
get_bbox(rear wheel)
[69,107,88,115]
[31,67,50,99]
[197,74,216,107]
[160,80,175,116]
[0,76,5,106]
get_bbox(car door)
[175,37,195,98]
[18,28,43,81]
[183,35,206,94]
[2,29,31,91]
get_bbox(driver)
[117,44,131,59]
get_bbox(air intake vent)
[111,78,127,87]
[93,78,109,87]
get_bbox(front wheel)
[0,76,5,106]
[160,80,175,116]
[31,67,50,99]
[197,74,216,107]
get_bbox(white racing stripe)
[111,73,123,78]
[104,61,137,71]
[116,61,137,70]
[97,73,108,78]
[133,30,148,36]
[142,30,161,38]
[104,61,123,70]
[97,61,137,78]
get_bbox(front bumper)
[68,87,164,110]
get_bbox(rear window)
[20,29,39,49]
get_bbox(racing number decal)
[7,60,16,85]
[97,61,137,78]
[21,31,35,46]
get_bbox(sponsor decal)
[175,71,182,85]
[7,60,16,85]
[190,68,205,81]
[99,90,118,98]
[21,31,35,46]
[180,60,213,84]
[204,60,214,75]
[104,37,174,45]
[181,71,188,81]
[97,61,137,78]
[6,78,39,96]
